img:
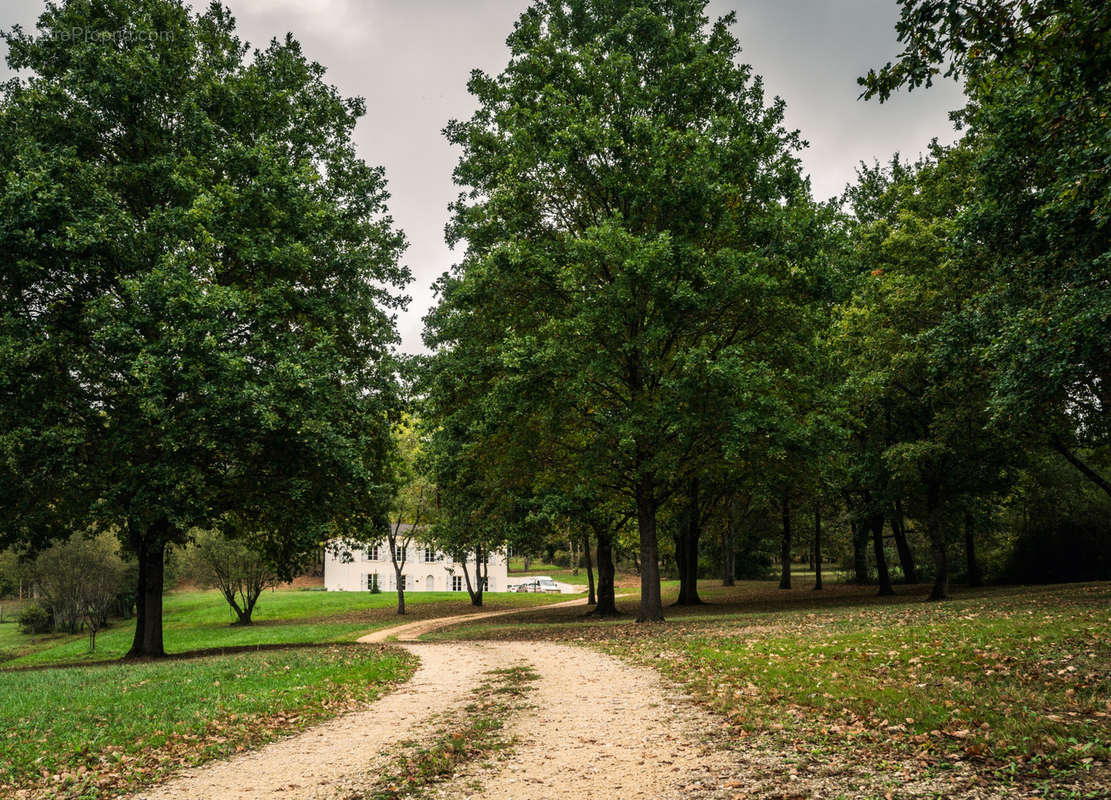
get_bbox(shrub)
[18,603,50,635]
[180,529,281,625]
[33,533,127,649]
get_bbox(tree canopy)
[424,0,829,620]
[0,0,408,655]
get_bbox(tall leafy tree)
[835,145,1013,600]
[862,0,1111,500]
[0,1,408,655]
[427,0,819,621]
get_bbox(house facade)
[324,538,509,593]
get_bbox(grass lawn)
[507,558,597,586]
[426,580,1111,796]
[507,558,851,588]
[0,644,415,800]
[0,585,559,798]
[0,587,558,667]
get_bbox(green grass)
[0,586,560,797]
[0,644,416,799]
[0,587,558,667]
[507,558,595,586]
[425,580,1111,794]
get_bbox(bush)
[180,529,281,625]
[18,603,50,635]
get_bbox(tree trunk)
[127,523,167,658]
[890,499,918,584]
[813,502,823,591]
[1050,434,1111,502]
[460,555,482,607]
[592,529,618,616]
[223,587,252,625]
[925,480,949,601]
[463,545,485,607]
[779,496,792,590]
[673,479,703,606]
[721,524,735,586]
[395,562,406,615]
[871,514,894,596]
[582,530,596,606]
[964,511,983,587]
[242,580,265,623]
[635,477,664,622]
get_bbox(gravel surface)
[127,592,735,800]
[431,641,734,800]
[130,642,501,800]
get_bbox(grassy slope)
[0,586,557,799]
[1,588,557,667]
[0,645,415,799]
[427,580,1111,794]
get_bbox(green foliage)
[0,0,409,654]
[0,549,29,599]
[17,602,49,635]
[32,533,127,639]
[863,0,1111,499]
[180,528,282,625]
[424,0,828,620]
[834,144,1018,597]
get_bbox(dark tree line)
[421,0,1111,615]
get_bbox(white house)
[324,530,508,593]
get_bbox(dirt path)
[129,635,733,800]
[428,641,734,800]
[356,594,595,643]
[132,642,503,800]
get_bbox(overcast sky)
[2,1,965,353]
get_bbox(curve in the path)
[357,594,596,643]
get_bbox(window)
[451,575,463,592]
[391,544,406,563]
[400,574,409,590]
[423,547,437,563]
[364,545,380,561]
[367,573,379,592]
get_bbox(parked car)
[514,576,562,594]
